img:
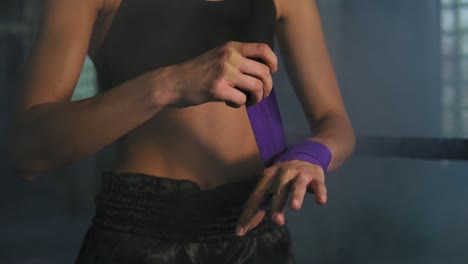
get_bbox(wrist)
[148,66,180,108]
[274,139,332,172]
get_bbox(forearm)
[308,113,355,172]
[9,68,175,177]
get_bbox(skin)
[236,0,356,236]
[9,0,355,237]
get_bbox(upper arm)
[15,0,102,114]
[275,0,347,122]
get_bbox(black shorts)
[75,171,295,264]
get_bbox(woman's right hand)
[166,41,278,108]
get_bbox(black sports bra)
[93,0,277,91]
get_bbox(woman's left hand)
[235,160,327,236]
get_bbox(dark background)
[1,0,467,263]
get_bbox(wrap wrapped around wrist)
[273,139,332,173]
[259,140,332,211]
[245,88,332,212]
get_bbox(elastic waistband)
[93,171,274,242]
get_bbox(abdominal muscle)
[111,102,265,190]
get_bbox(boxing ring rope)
[354,136,468,160]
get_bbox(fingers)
[236,169,276,236]
[212,78,248,108]
[231,42,278,73]
[177,41,276,108]
[231,72,264,106]
[235,190,264,236]
[237,181,270,228]
[289,174,309,210]
[221,89,248,108]
[223,47,243,81]
[239,58,273,98]
[235,161,328,236]
[219,42,276,106]
[309,178,327,205]
[246,210,266,232]
[271,168,293,226]
[259,194,272,211]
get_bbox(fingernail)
[235,225,244,236]
[292,199,299,208]
[275,214,284,225]
[318,196,326,204]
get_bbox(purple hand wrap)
[273,140,332,172]
[246,89,287,166]
[257,140,332,211]
[246,88,332,212]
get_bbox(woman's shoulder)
[99,0,121,14]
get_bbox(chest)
[94,0,277,89]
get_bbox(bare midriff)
[111,102,265,190]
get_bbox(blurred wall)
[281,1,468,264]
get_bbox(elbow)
[339,119,356,162]
[7,113,57,180]
[348,126,357,157]
[11,169,41,181]
[8,157,50,181]
[7,141,51,181]
[337,113,356,159]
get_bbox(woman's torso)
[88,0,279,189]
